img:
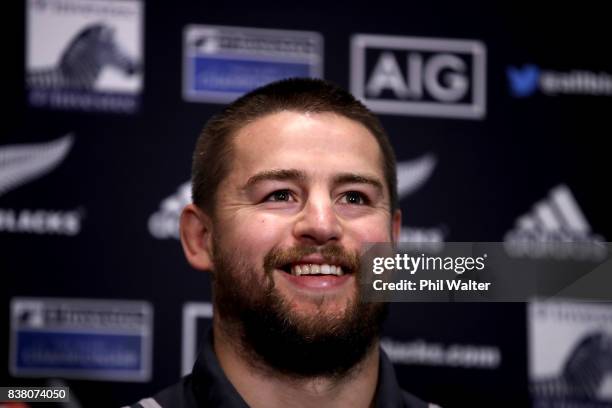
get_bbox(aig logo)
[351,35,486,119]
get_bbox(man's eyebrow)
[333,173,384,192]
[243,170,384,193]
[243,169,307,189]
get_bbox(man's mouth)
[285,263,346,276]
[276,259,354,290]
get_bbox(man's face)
[210,110,400,376]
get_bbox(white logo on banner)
[148,181,191,239]
[351,35,486,119]
[397,154,437,200]
[26,0,144,112]
[504,184,606,260]
[396,155,445,247]
[183,25,323,104]
[10,297,153,382]
[529,301,612,403]
[0,134,73,196]
[0,135,84,236]
[381,337,501,369]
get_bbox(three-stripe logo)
[504,184,606,260]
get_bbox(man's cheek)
[351,220,394,243]
[247,215,291,243]
[234,218,288,257]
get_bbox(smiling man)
[128,78,429,408]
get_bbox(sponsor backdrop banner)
[3,2,611,407]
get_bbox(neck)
[213,319,380,408]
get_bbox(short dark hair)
[192,78,398,215]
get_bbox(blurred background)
[3,1,612,407]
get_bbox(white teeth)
[290,264,345,276]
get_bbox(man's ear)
[180,203,214,271]
[391,209,402,244]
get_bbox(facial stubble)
[211,239,387,379]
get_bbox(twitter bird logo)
[507,64,541,97]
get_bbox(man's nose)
[293,194,343,245]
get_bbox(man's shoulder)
[378,348,433,408]
[123,376,437,408]
[124,375,197,408]
[400,389,437,408]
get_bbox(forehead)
[229,111,384,181]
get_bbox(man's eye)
[341,191,368,205]
[265,190,293,202]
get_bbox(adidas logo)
[148,181,191,239]
[148,154,443,241]
[0,134,84,236]
[504,184,606,260]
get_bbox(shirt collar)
[191,330,407,408]
[191,331,249,407]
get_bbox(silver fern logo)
[397,154,436,199]
[397,154,445,246]
[0,134,73,197]
[0,135,84,235]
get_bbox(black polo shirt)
[128,332,429,408]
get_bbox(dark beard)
[212,241,387,379]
